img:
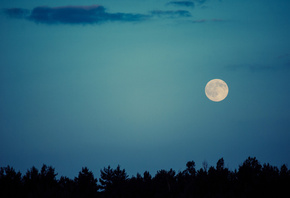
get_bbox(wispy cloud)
[194,0,208,5]
[192,18,225,23]
[4,5,149,24]
[225,63,290,72]
[277,53,290,59]
[167,1,195,8]
[150,10,192,18]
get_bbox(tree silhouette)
[22,166,41,197]
[185,160,196,176]
[153,169,176,198]
[280,164,289,177]
[75,167,98,198]
[58,176,76,198]
[1,157,290,198]
[279,164,290,197]
[0,166,22,198]
[130,171,153,198]
[236,157,262,197]
[23,166,39,184]
[40,164,58,190]
[99,165,128,197]
[238,157,261,184]
[216,157,225,171]
[112,165,128,185]
[202,160,208,172]
[22,164,58,197]
[99,165,114,191]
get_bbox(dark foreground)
[1,157,289,198]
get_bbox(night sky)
[1,0,290,178]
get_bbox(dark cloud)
[29,5,149,24]
[150,10,192,17]
[3,8,30,18]
[3,5,195,25]
[167,1,195,8]
[4,5,149,24]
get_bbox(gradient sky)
[1,0,290,178]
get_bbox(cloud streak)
[167,1,195,8]
[194,0,208,5]
[225,63,290,72]
[3,5,194,25]
[4,4,227,25]
[29,5,149,24]
[192,18,225,23]
[150,10,192,18]
[4,5,149,24]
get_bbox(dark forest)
[1,157,289,198]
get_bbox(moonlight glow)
[205,79,229,102]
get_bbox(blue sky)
[1,0,290,178]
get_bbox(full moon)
[205,79,229,102]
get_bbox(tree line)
[0,157,289,198]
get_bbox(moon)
[205,79,229,102]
